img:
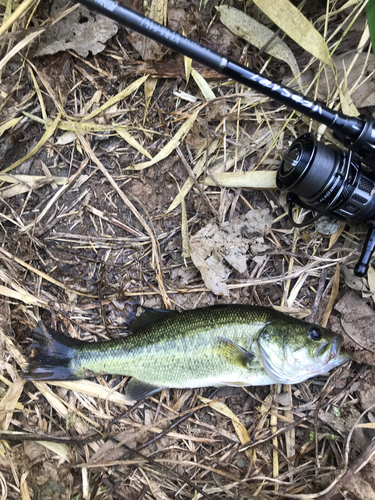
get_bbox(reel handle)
[354,223,375,277]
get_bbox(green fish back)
[73,305,275,387]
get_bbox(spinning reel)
[77,0,375,276]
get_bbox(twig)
[176,146,218,218]
[306,268,328,323]
[0,430,101,444]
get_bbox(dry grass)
[0,0,374,498]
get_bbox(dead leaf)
[345,472,375,500]
[339,86,360,117]
[318,406,368,452]
[190,209,273,296]
[342,265,366,292]
[293,53,375,109]
[0,172,69,199]
[327,220,346,250]
[24,439,70,464]
[198,396,253,459]
[20,471,31,500]
[190,246,231,297]
[367,266,375,304]
[116,127,152,159]
[217,5,302,89]
[358,371,375,412]
[321,262,340,328]
[253,0,334,69]
[191,68,215,101]
[334,291,375,365]
[82,76,148,122]
[0,284,48,307]
[316,217,340,236]
[168,125,275,214]
[127,33,165,61]
[37,0,118,58]
[184,53,192,85]
[55,131,76,145]
[23,441,46,462]
[0,29,44,72]
[48,379,133,406]
[36,441,70,463]
[0,375,24,430]
[128,0,167,61]
[170,266,198,286]
[130,110,199,170]
[0,117,21,137]
[165,139,220,214]
[2,112,62,174]
[355,422,375,429]
[143,78,158,122]
[202,171,277,189]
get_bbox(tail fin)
[22,323,83,381]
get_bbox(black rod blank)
[77,0,375,164]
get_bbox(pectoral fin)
[125,378,164,401]
[216,337,255,369]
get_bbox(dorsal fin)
[127,307,174,333]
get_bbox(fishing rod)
[77,0,375,277]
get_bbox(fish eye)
[308,327,322,341]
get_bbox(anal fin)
[125,378,164,401]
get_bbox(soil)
[0,0,374,499]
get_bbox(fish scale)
[73,306,271,386]
[22,304,350,400]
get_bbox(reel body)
[72,0,375,276]
[277,134,375,277]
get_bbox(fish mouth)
[315,334,342,361]
[330,334,342,359]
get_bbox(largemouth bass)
[22,305,350,400]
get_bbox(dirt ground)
[0,0,375,498]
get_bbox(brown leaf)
[128,0,168,61]
[190,209,273,296]
[0,375,24,431]
[37,0,118,58]
[333,291,375,366]
[344,468,375,500]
